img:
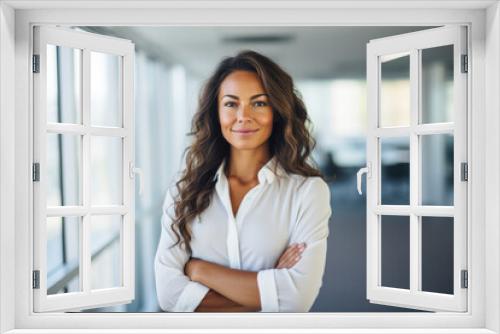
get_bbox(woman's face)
[217,70,274,152]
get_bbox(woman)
[154,50,332,313]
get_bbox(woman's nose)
[236,104,252,121]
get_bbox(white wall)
[0,2,15,333]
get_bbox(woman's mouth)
[231,129,259,136]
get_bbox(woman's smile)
[231,128,259,136]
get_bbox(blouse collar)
[213,155,286,185]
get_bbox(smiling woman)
[217,70,275,217]
[153,50,332,312]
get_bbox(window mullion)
[82,47,91,294]
[409,48,420,294]
[122,50,133,291]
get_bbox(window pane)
[91,215,122,290]
[47,44,82,124]
[421,45,454,124]
[380,137,410,205]
[91,51,122,128]
[381,215,410,289]
[57,275,79,295]
[47,216,81,295]
[421,134,454,206]
[91,136,123,205]
[46,217,63,274]
[380,53,410,127]
[421,216,454,294]
[46,133,82,206]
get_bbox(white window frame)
[32,25,136,312]
[365,26,468,312]
[0,1,499,334]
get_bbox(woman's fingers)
[280,243,304,266]
[278,253,301,269]
[277,244,299,265]
[278,252,301,269]
[275,243,306,269]
[277,243,301,266]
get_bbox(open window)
[32,25,137,312]
[1,0,498,329]
[358,25,468,312]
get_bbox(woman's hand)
[274,242,306,269]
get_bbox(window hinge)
[32,270,40,289]
[32,54,40,73]
[461,162,468,181]
[461,54,468,73]
[461,269,468,289]
[32,162,40,182]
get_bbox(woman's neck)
[226,147,271,184]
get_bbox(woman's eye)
[223,101,268,108]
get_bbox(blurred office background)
[46,26,455,312]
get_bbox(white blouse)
[154,156,332,312]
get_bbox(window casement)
[32,25,137,312]
[358,25,468,312]
[1,2,498,333]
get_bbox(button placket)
[229,184,263,270]
[226,215,241,269]
[235,184,263,228]
[216,171,242,269]
[215,163,271,270]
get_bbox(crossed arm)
[186,260,260,312]
[184,242,306,312]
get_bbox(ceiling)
[79,26,437,80]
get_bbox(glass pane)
[91,51,122,128]
[380,53,410,127]
[91,215,122,290]
[47,216,80,295]
[57,275,79,295]
[47,44,82,124]
[421,134,454,206]
[421,45,454,124]
[46,133,82,206]
[381,215,410,289]
[46,217,63,274]
[91,136,123,205]
[421,216,454,294]
[380,137,410,205]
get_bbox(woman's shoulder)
[161,174,183,217]
[286,174,332,225]
[286,173,328,190]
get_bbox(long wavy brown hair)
[169,49,323,255]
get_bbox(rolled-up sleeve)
[154,186,210,312]
[257,177,332,312]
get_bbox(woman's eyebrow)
[222,93,268,100]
